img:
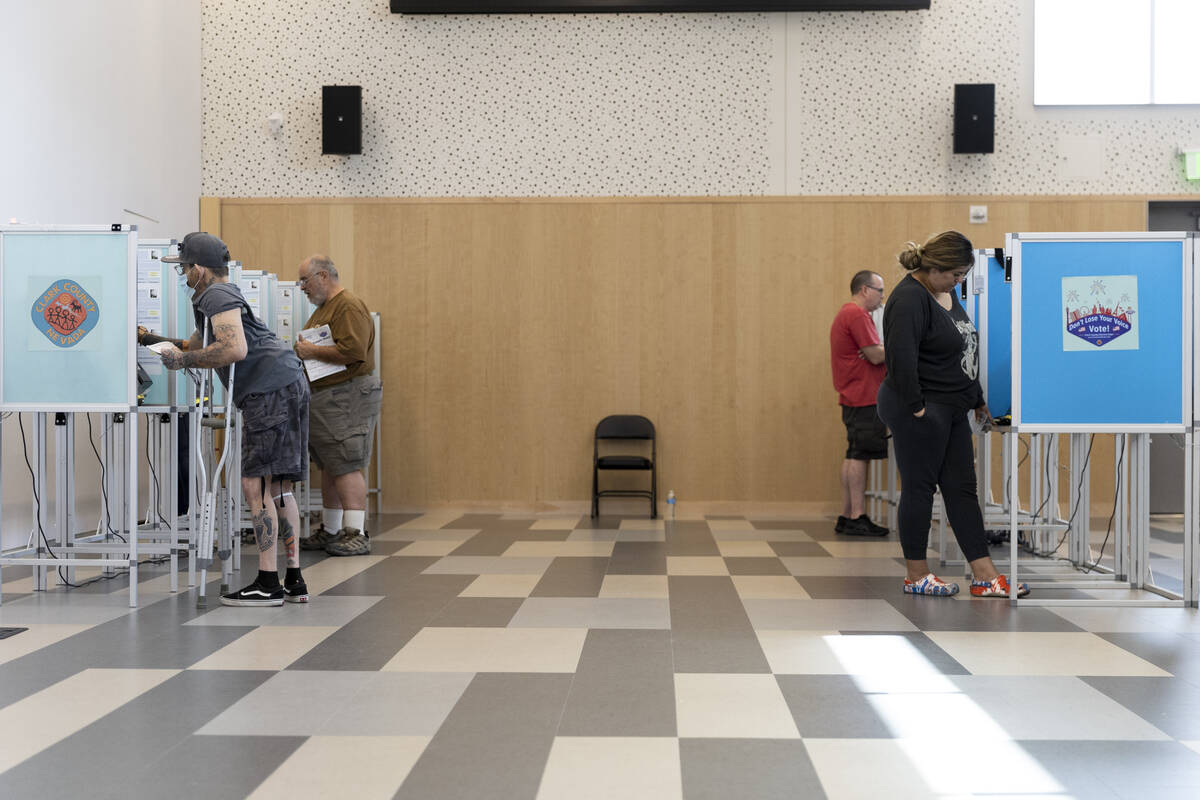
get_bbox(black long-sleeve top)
[882,274,984,413]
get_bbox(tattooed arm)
[160,309,248,370]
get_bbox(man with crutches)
[148,232,310,607]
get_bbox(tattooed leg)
[254,510,277,554]
[242,475,280,571]
[272,480,300,569]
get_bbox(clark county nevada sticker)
[1061,275,1139,352]
[31,280,99,348]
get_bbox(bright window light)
[1034,0,1152,105]
[1153,0,1200,103]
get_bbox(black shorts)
[841,404,889,460]
[240,377,310,481]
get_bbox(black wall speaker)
[953,84,994,154]
[322,86,362,155]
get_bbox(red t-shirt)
[830,302,885,407]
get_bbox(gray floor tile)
[795,575,880,599]
[1082,676,1200,739]
[750,520,820,530]
[1097,632,1200,686]
[608,542,668,575]
[287,577,472,671]
[965,600,1088,633]
[201,670,474,736]
[509,598,671,629]
[186,594,383,628]
[669,576,770,673]
[0,588,233,708]
[445,513,534,531]
[742,599,917,632]
[680,738,826,800]
[575,515,623,530]
[0,669,273,798]
[1021,740,1200,799]
[128,734,306,800]
[318,554,441,594]
[558,629,677,736]
[428,597,523,627]
[724,557,790,576]
[395,673,572,800]
[449,532,525,556]
[713,528,814,542]
[423,556,554,575]
[776,675,893,738]
[665,524,721,556]
[530,556,609,597]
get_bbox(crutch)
[191,323,237,608]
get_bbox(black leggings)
[876,383,990,563]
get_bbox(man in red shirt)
[830,270,889,536]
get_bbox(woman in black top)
[876,230,1028,598]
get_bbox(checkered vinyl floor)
[2,511,1200,799]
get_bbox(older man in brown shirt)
[294,255,383,556]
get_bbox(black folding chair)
[591,414,657,519]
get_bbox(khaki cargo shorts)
[309,375,383,476]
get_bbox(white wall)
[201,0,1200,197]
[1,0,201,549]
[0,0,201,233]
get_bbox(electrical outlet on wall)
[969,205,988,224]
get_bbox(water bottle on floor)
[667,490,676,521]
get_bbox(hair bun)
[898,241,923,271]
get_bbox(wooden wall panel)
[212,196,1148,510]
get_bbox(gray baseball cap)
[162,232,230,268]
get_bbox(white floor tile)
[189,626,339,671]
[674,673,799,738]
[502,541,614,557]
[0,668,178,773]
[599,575,670,598]
[925,632,1172,676]
[382,627,587,673]
[0,623,92,666]
[537,737,682,800]
[666,557,729,576]
[716,540,776,557]
[248,736,430,800]
[731,576,811,600]
[459,574,542,598]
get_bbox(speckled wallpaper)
[201,0,1200,197]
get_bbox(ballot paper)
[145,341,176,355]
[298,324,347,382]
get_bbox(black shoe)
[835,515,849,532]
[841,516,889,537]
[220,579,284,607]
[856,514,890,535]
[283,579,309,604]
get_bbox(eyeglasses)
[867,285,885,294]
[298,270,326,287]
[172,262,193,276]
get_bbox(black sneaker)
[856,514,890,535]
[835,515,849,532]
[220,579,284,607]
[840,516,888,537]
[283,579,309,604]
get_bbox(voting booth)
[1007,232,1195,605]
[0,225,146,604]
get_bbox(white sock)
[322,507,344,532]
[343,509,366,535]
